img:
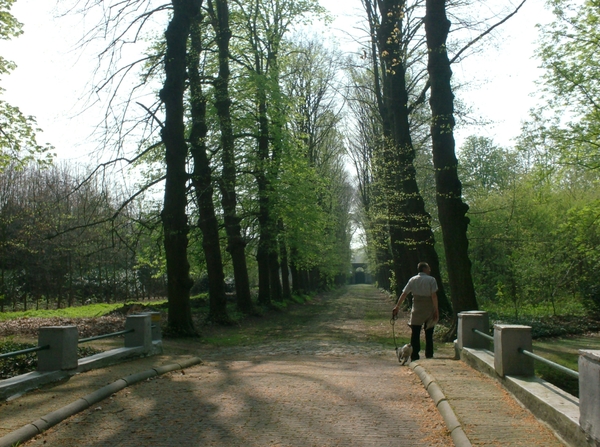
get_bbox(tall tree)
[346,65,393,291]
[159,0,200,335]
[362,0,451,315]
[188,11,231,323]
[207,0,255,314]
[424,0,478,329]
[232,0,324,304]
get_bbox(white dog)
[396,343,413,365]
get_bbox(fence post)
[493,324,534,377]
[145,311,162,341]
[124,314,152,353]
[37,326,79,371]
[579,349,600,445]
[457,311,490,350]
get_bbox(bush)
[581,284,600,318]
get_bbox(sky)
[319,0,555,149]
[0,0,554,162]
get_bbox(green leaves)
[0,99,54,171]
[0,0,54,171]
[0,0,22,42]
[531,0,600,172]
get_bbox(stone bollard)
[457,311,490,350]
[37,326,79,372]
[493,324,534,377]
[579,350,600,446]
[144,312,162,341]
[124,314,152,353]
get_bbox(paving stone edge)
[0,357,204,447]
[410,362,473,447]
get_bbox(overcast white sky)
[0,0,553,162]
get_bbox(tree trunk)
[159,0,198,336]
[256,106,272,306]
[188,15,230,324]
[209,0,254,314]
[371,0,452,314]
[279,220,292,300]
[290,261,300,295]
[269,249,283,302]
[424,0,478,333]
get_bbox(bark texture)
[368,0,451,314]
[160,0,200,335]
[188,14,230,323]
[424,0,478,329]
[209,0,254,314]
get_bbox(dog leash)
[390,314,399,351]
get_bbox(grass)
[0,301,168,321]
[530,334,600,397]
[2,287,599,397]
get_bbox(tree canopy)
[0,0,52,170]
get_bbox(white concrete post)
[579,350,600,446]
[457,311,490,350]
[124,314,152,353]
[37,326,79,371]
[494,324,534,377]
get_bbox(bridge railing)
[0,312,161,373]
[457,311,599,445]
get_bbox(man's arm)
[392,291,409,317]
[431,291,439,320]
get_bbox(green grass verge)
[0,300,168,321]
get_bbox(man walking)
[392,262,439,361]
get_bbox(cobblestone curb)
[0,357,203,447]
[410,362,473,447]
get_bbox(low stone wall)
[457,311,600,447]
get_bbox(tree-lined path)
[19,285,452,446]
[2,285,568,447]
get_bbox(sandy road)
[22,286,453,446]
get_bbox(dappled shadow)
[24,286,451,446]
[28,355,451,446]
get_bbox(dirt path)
[22,285,453,446]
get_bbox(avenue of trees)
[1,0,354,335]
[1,0,599,335]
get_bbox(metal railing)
[0,326,140,360]
[518,347,579,379]
[78,328,134,344]
[473,328,494,342]
[471,327,579,379]
[0,344,50,361]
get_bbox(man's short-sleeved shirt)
[403,272,438,297]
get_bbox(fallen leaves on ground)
[0,315,127,338]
